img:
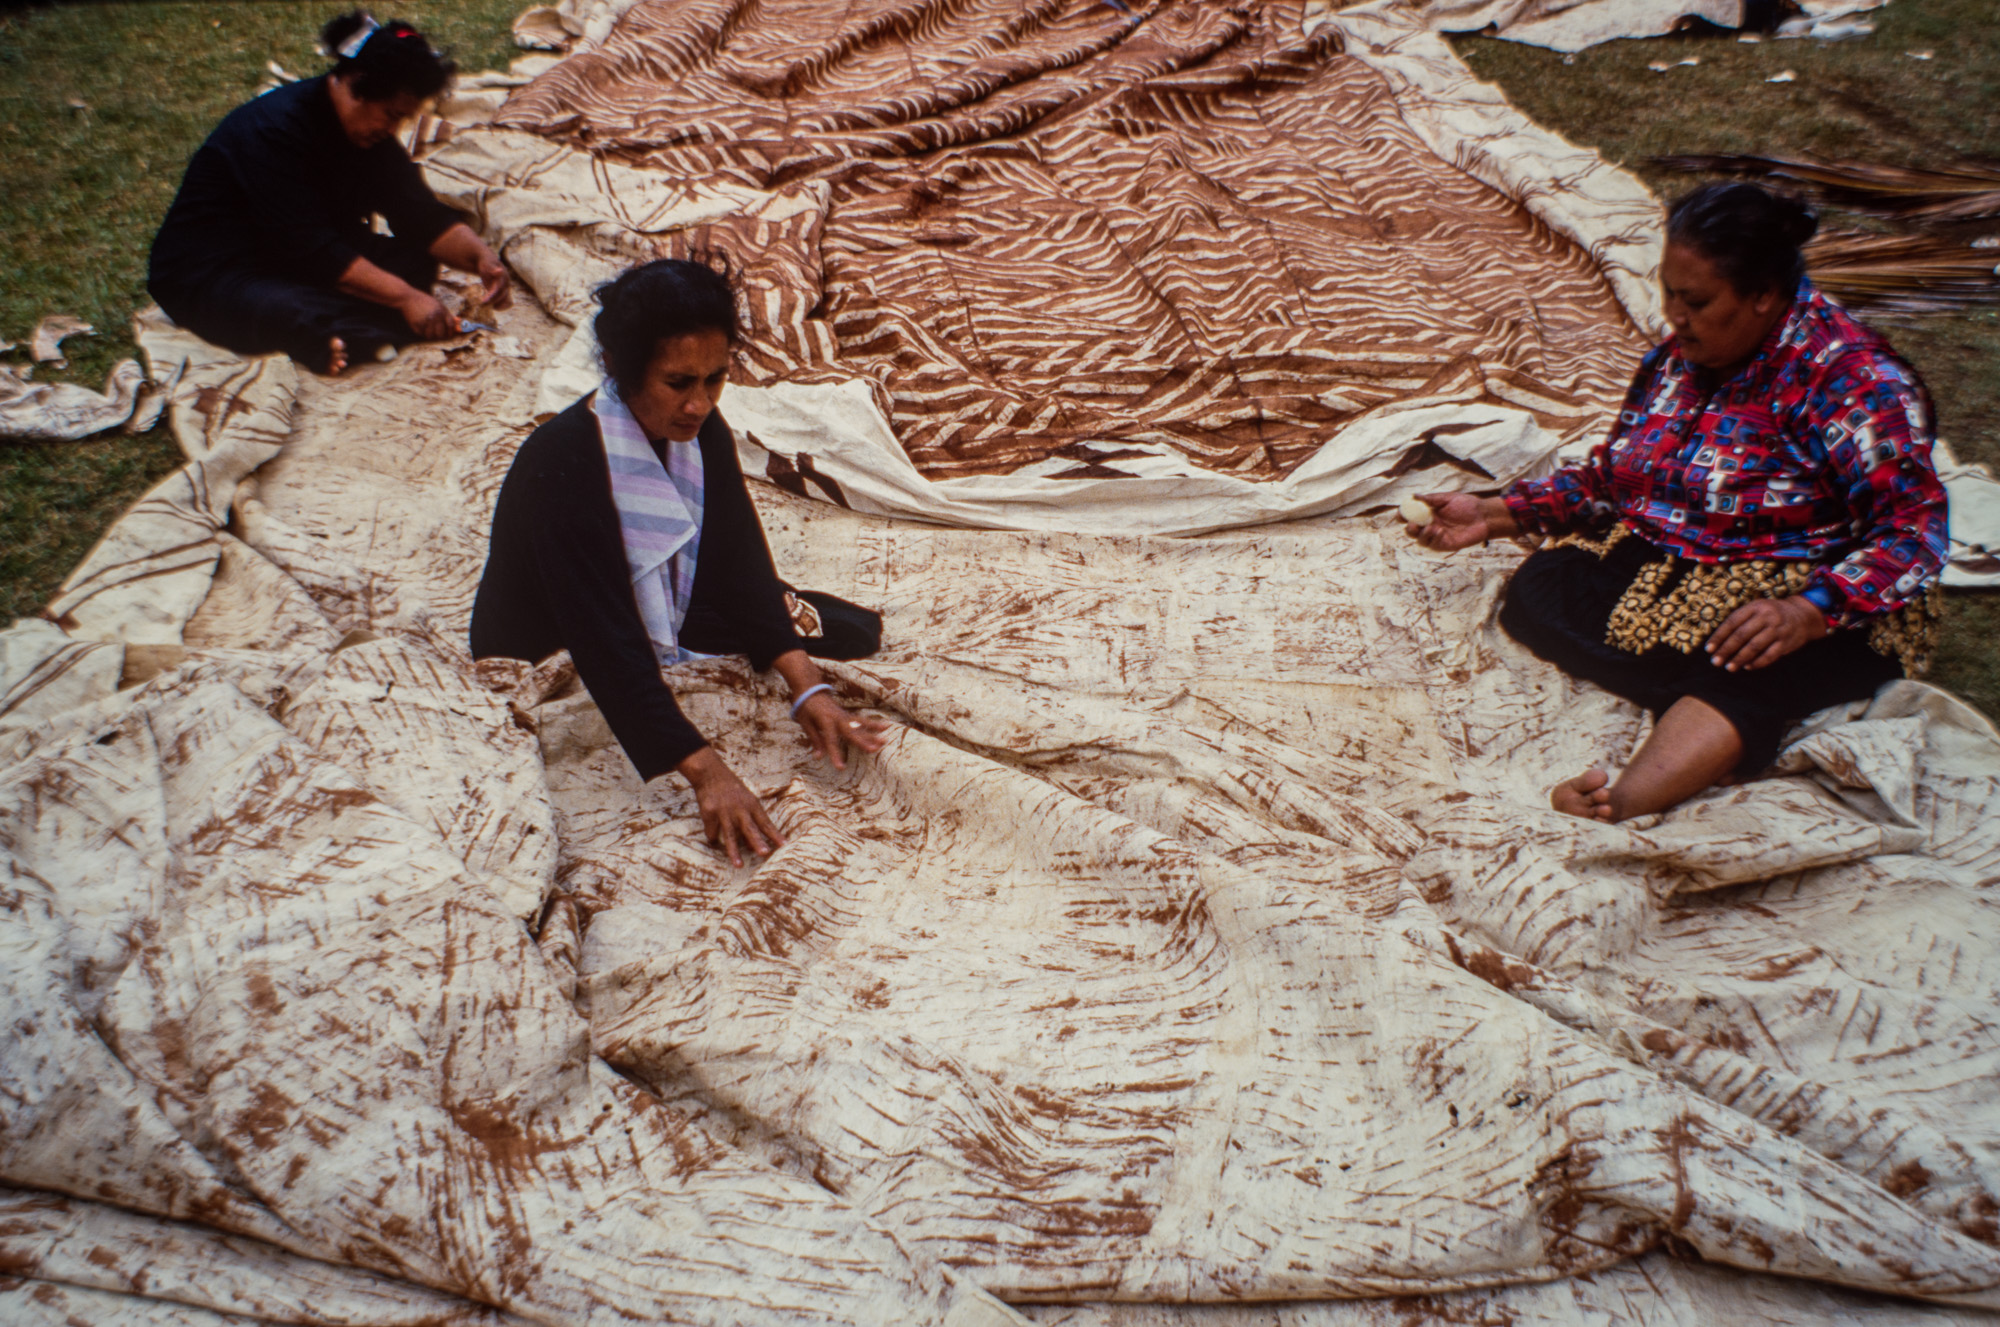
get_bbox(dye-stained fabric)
[5,4,2000,1324]
[521,0,1881,56]
[0,358,159,442]
[7,301,2000,1324]
[491,0,1652,481]
[1502,283,1949,628]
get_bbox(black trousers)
[152,233,438,372]
[1498,536,1901,773]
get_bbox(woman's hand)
[772,650,890,772]
[429,221,514,311]
[399,290,456,339]
[795,690,890,771]
[1407,493,1519,552]
[1706,595,1829,672]
[676,746,783,867]
[475,249,514,310]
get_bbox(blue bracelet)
[789,682,834,718]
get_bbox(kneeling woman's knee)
[1496,550,1578,652]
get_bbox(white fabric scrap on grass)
[1320,0,1889,52]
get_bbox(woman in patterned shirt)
[1405,182,1947,822]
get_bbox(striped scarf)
[593,379,705,665]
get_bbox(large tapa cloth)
[4,2,2000,1324]
[485,0,1653,484]
[511,0,1889,85]
[415,0,1669,538]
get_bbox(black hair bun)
[1666,180,1817,297]
[1777,193,1820,248]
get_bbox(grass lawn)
[0,0,1995,716]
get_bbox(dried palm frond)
[1655,154,2000,223]
[1804,229,2000,315]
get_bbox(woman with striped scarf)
[472,259,887,864]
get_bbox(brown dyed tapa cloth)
[495,0,1649,480]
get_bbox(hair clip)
[381,19,444,60]
[335,13,380,60]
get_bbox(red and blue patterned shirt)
[1502,283,1947,628]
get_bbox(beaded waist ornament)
[1554,523,1941,677]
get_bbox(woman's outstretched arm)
[1405,493,1521,552]
[333,253,454,337]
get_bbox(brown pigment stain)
[447,1097,569,1180]
[1461,946,1539,994]
[246,970,284,1018]
[193,386,256,423]
[1662,1114,1703,1232]
[1012,1083,1075,1120]
[1883,1159,1933,1199]
[1531,1142,1605,1271]
[1640,1028,1683,1057]
[1963,1194,1998,1244]
[236,1082,298,1153]
[1028,1200,1154,1239]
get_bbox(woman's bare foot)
[324,337,349,375]
[1552,768,1615,821]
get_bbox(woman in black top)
[149,11,510,375]
[471,259,887,865]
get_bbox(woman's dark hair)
[1666,181,1819,299]
[594,257,741,399]
[322,11,455,102]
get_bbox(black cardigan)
[149,76,462,297]
[470,398,803,781]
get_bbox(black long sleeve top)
[148,75,463,298]
[469,398,804,782]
